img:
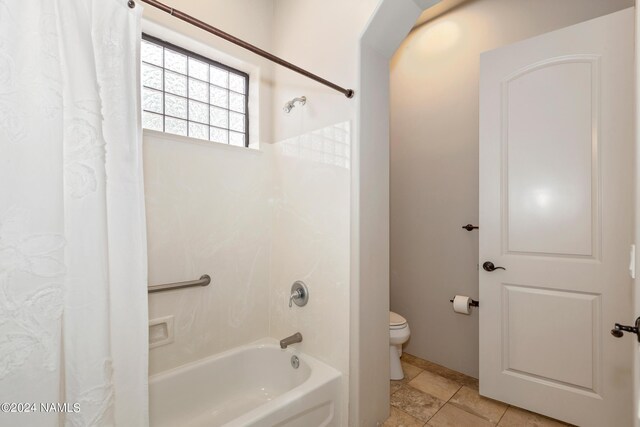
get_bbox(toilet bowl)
[389,311,410,380]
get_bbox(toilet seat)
[389,311,407,329]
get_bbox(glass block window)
[141,34,249,147]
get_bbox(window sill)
[143,129,262,153]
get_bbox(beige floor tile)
[498,406,572,427]
[391,381,403,395]
[402,353,479,390]
[408,370,461,402]
[391,385,446,422]
[402,361,423,382]
[427,403,494,427]
[449,386,508,423]
[383,407,426,427]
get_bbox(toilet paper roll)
[452,295,471,315]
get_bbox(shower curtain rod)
[133,0,355,98]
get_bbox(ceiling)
[414,0,473,28]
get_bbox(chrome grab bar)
[148,274,211,293]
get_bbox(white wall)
[271,0,379,143]
[390,0,634,378]
[355,2,433,425]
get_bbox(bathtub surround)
[270,120,352,375]
[0,1,148,426]
[390,0,634,378]
[145,117,352,392]
[145,132,275,375]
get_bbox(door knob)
[611,317,640,342]
[482,261,505,272]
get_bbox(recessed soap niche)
[149,315,175,349]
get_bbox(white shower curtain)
[0,1,148,426]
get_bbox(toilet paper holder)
[449,298,479,307]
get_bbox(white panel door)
[479,8,634,427]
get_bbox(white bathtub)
[149,338,342,427]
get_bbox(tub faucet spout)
[280,332,303,349]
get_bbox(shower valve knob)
[289,281,309,308]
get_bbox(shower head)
[283,96,306,113]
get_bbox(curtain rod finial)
[345,89,355,99]
[128,0,135,8]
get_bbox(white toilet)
[389,311,411,380]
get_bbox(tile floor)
[385,353,573,427]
